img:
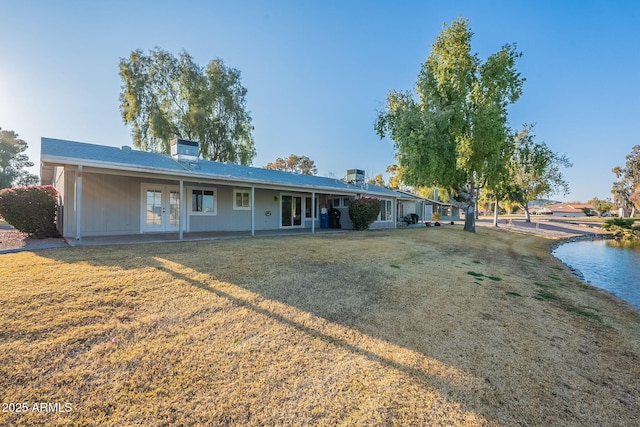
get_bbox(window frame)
[305,196,319,218]
[377,199,393,222]
[190,187,217,215]
[233,188,252,211]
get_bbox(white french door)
[142,184,180,232]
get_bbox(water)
[552,239,640,309]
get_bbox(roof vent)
[170,138,200,162]
[346,169,365,185]
[121,145,132,151]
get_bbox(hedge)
[0,185,59,238]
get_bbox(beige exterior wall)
[51,166,398,237]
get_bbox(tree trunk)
[461,182,476,232]
[493,200,499,227]
[523,203,531,222]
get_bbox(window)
[379,199,393,221]
[305,197,318,218]
[331,198,341,208]
[191,188,216,214]
[343,197,353,208]
[234,189,251,210]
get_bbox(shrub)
[603,218,639,240]
[348,197,381,230]
[0,185,59,238]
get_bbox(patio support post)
[179,180,184,240]
[251,186,255,237]
[311,191,315,233]
[75,165,82,241]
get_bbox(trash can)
[329,208,341,229]
[320,208,329,228]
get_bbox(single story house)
[395,190,461,223]
[40,138,416,241]
[548,203,596,217]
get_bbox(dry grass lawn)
[1,227,639,426]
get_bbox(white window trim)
[305,196,319,218]
[377,199,394,222]
[190,186,217,215]
[233,188,252,210]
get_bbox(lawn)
[1,227,639,426]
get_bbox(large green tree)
[504,124,571,222]
[612,145,640,217]
[264,154,318,175]
[0,128,39,189]
[376,18,524,232]
[119,48,256,164]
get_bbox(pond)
[552,239,640,309]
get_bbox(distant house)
[548,203,596,217]
[40,138,411,241]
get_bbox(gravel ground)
[0,224,68,253]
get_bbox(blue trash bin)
[320,208,329,228]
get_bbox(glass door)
[281,194,303,227]
[142,184,181,232]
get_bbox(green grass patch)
[389,264,401,269]
[533,282,552,288]
[467,271,501,281]
[566,306,602,321]
[505,291,522,297]
[534,291,558,301]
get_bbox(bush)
[0,185,59,238]
[348,197,381,231]
[603,218,639,240]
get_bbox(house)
[395,190,461,223]
[40,138,412,241]
[548,203,596,217]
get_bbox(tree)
[612,145,640,217]
[119,48,256,164]
[0,128,39,189]
[629,185,640,213]
[264,154,318,175]
[385,164,403,190]
[376,17,524,232]
[505,124,571,222]
[588,197,613,215]
[367,174,386,187]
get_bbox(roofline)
[40,153,401,198]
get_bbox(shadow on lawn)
[33,234,505,423]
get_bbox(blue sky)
[2,0,638,202]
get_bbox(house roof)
[40,138,403,198]
[548,203,594,213]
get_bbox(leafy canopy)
[505,124,571,213]
[0,128,39,189]
[612,145,640,213]
[119,48,256,164]
[376,17,524,231]
[264,154,318,175]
